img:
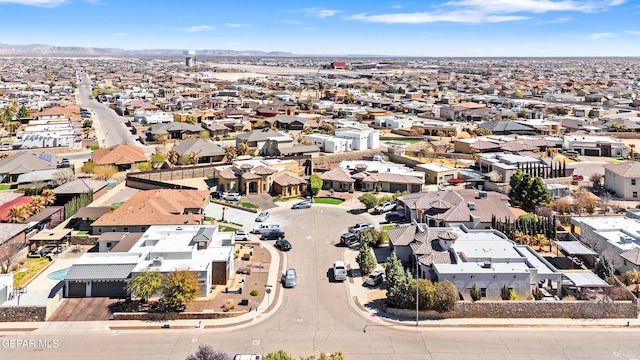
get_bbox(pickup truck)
[251,223,281,234]
[348,222,374,233]
[374,201,396,214]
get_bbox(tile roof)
[52,178,108,195]
[388,225,417,246]
[172,139,225,158]
[0,151,53,175]
[91,189,208,227]
[0,223,29,244]
[0,196,33,222]
[92,144,148,165]
[621,248,640,265]
[273,173,306,186]
[320,167,355,183]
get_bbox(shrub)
[348,188,354,193]
[250,289,259,296]
[470,284,482,301]
[500,285,511,301]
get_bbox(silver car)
[282,268,297,288]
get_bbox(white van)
[333,260,347,281]
[233,355,263,360]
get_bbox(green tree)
[470,284,482,301]
[81,161,95,174]
[526,176,551,210]
[514,90,524,99]
[150,153,166,168]
[385,252,413,309]
[177,154,192,165]
[358,193,378,210]
[433,281,459,312]
[356,242,376,275]
[162,269,199,309]
[594,253,614,281]
[17,105,30,119]
[137,162,152,171]
[509,170,549,211]
[224,146,237,162]
[199,130,210,139]
[2,107,13,123]
[309,174,323,196]
[185,115,197,125]
[263,350,294,360]
[127,269,163,303]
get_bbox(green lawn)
[223,137,236,141]
[14,258,50,288]
[0,184,11,190]
[241,202,259,209]
[393,139,423,144]
[76,230,89,235]
[218,225,237,232]
[313,197,344,205]
[381,225,394,230]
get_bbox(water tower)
[184,50,196,67]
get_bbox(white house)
[304,134,353,153]
[563,135,627,157]
[64,225,235,298]
[334,127,380,150]
[134,110,174,125]
[374,116,414,130]
[603,162,640,200]
[0,274,13,305]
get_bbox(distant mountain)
[0,43,294,57]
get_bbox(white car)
[333,260,347,281]
[223,193,241,201]
[234,230,249,241]
[348,222,374,233]
[251,223,281,234]
[374,201,396,214]
[255,211,269,222]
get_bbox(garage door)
[67,281,86,298]
[584,149,599,156]
[389,183,406,192]
[91,281,127,298]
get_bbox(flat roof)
[554,241,598,256]
[562,271,610,287]
[29,228,71,242]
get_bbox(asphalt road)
[2,205,640,359]
[75,72,153,154]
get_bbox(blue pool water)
[47,268,69,281]
[457,169,483,179]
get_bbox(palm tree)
[7,205,30,223]
[630,144,636,160]
[224,146,237,163]
[167,150,179,165]
[29,196,46,214]
[189,150,200,166]
[40,188,56,205]
[626,269,640,297]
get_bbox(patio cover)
[562,271,610,287]
[554,241,597,256]
[29,228,72,243]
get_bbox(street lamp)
[265,284,272,310]
[415,254,419,327]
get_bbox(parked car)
[251,223,281,234]
[340,232,359,247]
[223,192,241,201]
[255,211,269,222]
[57,158,71,168]
[385,211,405,223]
[291,200,312,209]
[260,229,285,240]
[333,260,347,281]
[233,354,263,360]
[374,201,395,214]
[572,174,584,181]
[234,230,249,241]
[365,269,384,286]
[210,191,224,199]
[348,222,374,233]
[274,239,292,251]
[282,268,297,288]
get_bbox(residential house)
[604,162,640,199]
[91,143,148,171]
[478,121,534,135]
[304,134,353,153]
[373,116,414,130]
[272,114,306,130]
[52,178,109,206]
[147,122,204,141]
[320,167,355,192]
[172,139,225,163]
[398,189,515,228]
[64,225,235,298]
[563,135,626,157]
[214,159,304,195]
[416,163,458,185]
[133,110,173,125]
[90,189,209,234]
[334,127,380,150]
[0,151,55,183]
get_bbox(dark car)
[260,229,285,240]
[291,200,312,209]
[274,239,292,251]
[210,191,224,199]
[385,211,405,223]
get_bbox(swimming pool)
[457,169,483,179]
[47,268,70,281]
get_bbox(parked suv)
[385,211,405,223]
[333,260,347,281]
[260,229,285,240]
[223,193,241,201]
[282,268,297,288]
[365,269,384,286]
[210,191,224,199]
[374,201,395,214]
[340,232,359,247]
[348,222,374,233]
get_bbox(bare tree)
[52,168,75,186]
[185,344,230,360]
[0,242,25,274]
[599,192,612,214]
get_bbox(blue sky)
[0,0,639,56]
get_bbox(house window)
[106,242,112,248]
[470,275,474,279]
[480,288,487,297]
[123,227,129,232]
[634,192,638,198]
[633,179,636,186]
[141,227,146,232]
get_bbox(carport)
[554,241,598,268]
[29,228,71,255]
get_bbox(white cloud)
[304,8,340,18]
[586,32,616,39]
[0,0,66,6]
[182,25,216,33]
[224,23,250,28]
[348,0,625,24]
[550,16,572,22]
[626,30,640,35]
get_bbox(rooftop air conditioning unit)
[153,257,163,267]
[482,261,492,268]
[468,201,476,210]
